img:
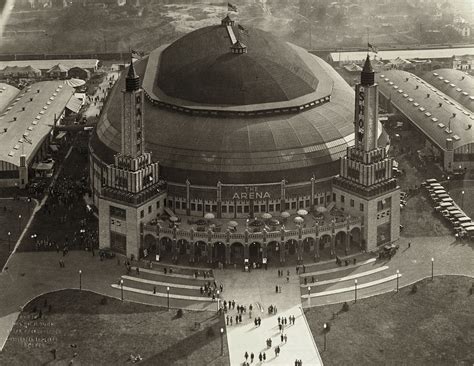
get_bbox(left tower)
[98,60,165,258]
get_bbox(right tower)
[333,55,400,251]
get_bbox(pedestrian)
[250,353,254,363]
[353,258,357,265]
[230,316,233,326]
[259,353,262,362]
[286,276,289,283]
[312,276,315,283]
[136,267,140,275]
[303,264,306,273]
[263,352,266,361]
[275,285,279,293]
[245,351,248,361]
[304,277,307,285]
[279,324,282,332]
[239,314,242,323]
[278,316,281,325]
[296,266,299,275]
[254,318,257,326]
[408,242,411,248]
[153,286,156,294]
[281,334,284,342]
[284,334,287,343]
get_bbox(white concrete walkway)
[299,258,376,278]
[121,275,201,290]
[110,284,215,302]
[302,273,402,298]
[301,266,389,288]
[226,305,323,366]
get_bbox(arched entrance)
[335,231,347,247]
[303,237,314,253]
[267,241,279,260]
[160,237,172,254]
[231,242,244,264]
[213,242,226,263]
[177,239,188,255]
[249,242,262,263]
[194,241,207,260]
[143,234,157,258]
[286,239,297,256]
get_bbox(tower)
[98,59,165,259]
[333,55,400,252]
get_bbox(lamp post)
[220,327,224,356]
[7,231,11,252]
[447,176,450,191]
[461,190,465,210]
[354,279,358,303]
[79,270,82,290]
[323,323,328,351]
[120,279,124,301]
[27,197,31,218]
[431,258,434,280]
[307,286,311,307]
[396,270,399,292]
[18,214,21,234]
[167,286,170,310]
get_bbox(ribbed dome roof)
[157,25,319,106]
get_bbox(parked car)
[98,248,116,259]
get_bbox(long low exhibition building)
[0,81,74,187]
[377,70,474,172]
[421,69,474,113]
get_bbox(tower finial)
[361,54,375,86]
[125,56,140,92]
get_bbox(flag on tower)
[367,43,378,54]
[228,2,238,12]
[131,49,145,59]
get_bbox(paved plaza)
[226,305,322,366]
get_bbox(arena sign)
[221,183,282,201]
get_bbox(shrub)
[176,309,183,318]
[411,284,418,294]
[342,302,349,312]
[206,327,215,338]
[100,297,108,305]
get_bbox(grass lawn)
[0,290,229,366]
[305,276,473,366]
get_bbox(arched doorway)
[177,239,188,255]
[231,242,244,264]
[319,234,331,250]
[160,237,172,254]
[213,242,226,263]
[143,234,157,258]
[194,241,207,261]
[267,241,279,260]
[303,237,314,253]
[249,242,262,263]
[335,231,348,256]
[286,239,297,256]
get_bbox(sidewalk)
[226,305,322,366]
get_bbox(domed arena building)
[92,17,398,262]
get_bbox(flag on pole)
[367,43,378,54]
[228,2,238,12]
[238,24,249,36]
[131,49,145,59]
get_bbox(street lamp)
[167,286,170,309]
[79,270,82,290]
[323,323,328,351]
[396,270,399,292]
[307,286,311,307]
[27,197,31,218]
[431,258,434,280]
[18,214,21,234]
[220,327,224,356]
[7,231,11,252]
[447,176,450,191]
[216,290,220,313]
[120,279,124,301]
[354,279,358,303]
[461,190,465,209]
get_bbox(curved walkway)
[0,234,472,355]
